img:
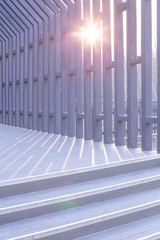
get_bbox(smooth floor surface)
[0,124,157,181]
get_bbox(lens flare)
[84,24,99,43]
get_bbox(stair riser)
[1,157,160,198]
[1,178,160,225]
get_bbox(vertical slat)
[48,14,55,133]
[103,0,113,143]
[141,0,152,150]
[75,0,84,138]
[23,31,29,129]
[61,7,68,136]
[114,0,125,145]
[54,13,61,134]
[93,0,102,141]
[28,41,33,129]
[127,0,138,148]
[43,20,49,132]
[84,0,93,140]
[2,41,5,124]
[48,32,55,133]
[8,38,12,126]
[5,40,9,125]
[68,2,76,137]
[37,36,43,132]
[12,38,17,126]
[32,26,38,130]
[0,41,2,123]
[157,0,160,153]
[19,39,24,128]
[15,34,20,127]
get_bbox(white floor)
[0,124,157,181]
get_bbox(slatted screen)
[0,0,160,152]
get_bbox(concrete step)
[77,213,160,240]
[1,155,160,239]
[1,155,160,198]
[1,167,160,224]
[1,187,160,239]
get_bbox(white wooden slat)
[103,0,113,144]
[8,38,12,126]
[157,0,160,153]
[5,40,9,126]
[127,0,138,148]
[48,35,55,133]
[32,27,38,131]
[37,39,43,131]
[28,41,33,130]
[93,0,102,142]
[23,32,29,129]
[114,0,125,146]
[141,0,152,151]
[59,3,68,136]
[68,1,76,137]
[19,41,24,128]
[54,13,61,134]
[0,41,2,123]
[84,0,93,140]
[75,0,84,138]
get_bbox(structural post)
[75,0,84,138]
[84,0,93,140]
[127,0,138,148]
[114,0,126,145]
[157,0,160,153]
[93,0,102,141]
[103,0,113,143]
[0,41,2,123]
[141,0,152,151]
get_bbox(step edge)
[1,155,160,188]
[1,174,160,218]
[6,199,160,240]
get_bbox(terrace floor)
[0,124,158,181]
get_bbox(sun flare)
[84,25,99,43]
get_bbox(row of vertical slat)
[0,0,160,153]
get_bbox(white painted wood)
[84,0,93,140]
[114,0,125,146]
[93,0,102,142]
[0,41,2,123]
[141,0,152,151]
[68,1,76,137]
[127,0,138,148]
[75,0,84,138]
[59,2,68,136]
[54,12,61,134]
[103,0,113,144]
[157,0,160,153]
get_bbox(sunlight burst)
[84,24,99,43]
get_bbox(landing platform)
[0,124,158,181]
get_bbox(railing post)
[157,0,160,153]
[141,0,152,151]
[127,0,138,148]
[84,0,93,140]
[68,1,76,137]
[103,0,113,144]
[0,41,2,123]
[114,0,126,145]
[92,0,102,142]
[75,0,84,138]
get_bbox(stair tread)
[77,213,160,240]
[1,167,160,211]
[1,185,160,239]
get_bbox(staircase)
[1,155,160,240]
